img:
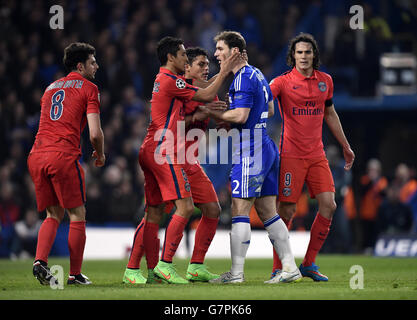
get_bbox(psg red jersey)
[269,67,334,159]
[30,72,100,156]
[141,67,198,157]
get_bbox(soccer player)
[201,31,301,284]
[269,32,355,281]
[28,42,105,286]
[128,36,240,284]
[123,46,225,284]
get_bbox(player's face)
[214,40,232,66]
[172,45,189,74]
[80,54,99,80]
[293,41,314,73]
[186,55,209,81]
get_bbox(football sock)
[68,220,86,275]
[272,216,291,271]
[127,218,145,269]
[303,212,332,267]
[265,215,297,272]
[160,214,188,263]
[35,217,59,264]
[190,215,219,264]
[230,216,251,275]
[143,221,160,269]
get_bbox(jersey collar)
[291,67,318,80]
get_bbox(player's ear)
[231,47,240,54]
[76,62,84,72]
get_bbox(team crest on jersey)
[176,78,186,89]
[318,81,327,92]
[282,187,292,197]
[153,81,160,93]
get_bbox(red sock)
[68,220,86,275]
[143,221,160,269]
[272,216,291,272]
[302,213,332,267]
[161,214,188,263]
[35,217,59,264]
[127,218,145,269]
[190,216,219,264]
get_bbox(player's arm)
[87,113,105,167]
[268,100,274,117]
[324,105,355,170]
[205,107,250,124]
[192,52,241,102]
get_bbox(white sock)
[230,216,251,275]
[264,214,297,272]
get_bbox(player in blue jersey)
[198,31,301,284]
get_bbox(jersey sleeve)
[86,84,100,114]
[269,76,282,99]
[230,74,254,109]
[326,74,334,100]
[165,75,198,102]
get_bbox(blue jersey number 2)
[50,89,65,121]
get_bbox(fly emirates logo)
[292,100,323,116]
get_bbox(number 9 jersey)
[30,71,100,157]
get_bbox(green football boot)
[122,268,147,284]
[153,261,189,284]
[146,269,168,284]
[186,263,219,282]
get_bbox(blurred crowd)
[1,0,416,258]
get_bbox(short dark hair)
[186,47,209,65]
[214,31,246,52]
[63,42,96,72]
[286,32,321,69]
[157,36,184,66]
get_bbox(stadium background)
[0,0,416,260]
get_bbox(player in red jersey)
[123,46,225,284]
[269,33,355,281]
[28,42,105,286]
[124,37,239,284]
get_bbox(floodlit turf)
[0,255,416,300]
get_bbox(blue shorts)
[229,139,279,198]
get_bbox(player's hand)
[205,100,227,111]
[92,150,106,167]
[192,106,209,122]
[220,51,242,74]
[216,120,231,131]
[343,146,355,171]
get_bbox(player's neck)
[163,63,181,75]
[295,65,313,78]
[232,62,248,74]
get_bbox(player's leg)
[66,205,91,285]
[210,197,254,284]
[33,205,64,286]
[185,166,220,281]
[28,152,63,285]
[154,197,194,284]
[273,157,307,276]
[299,157,336,281]
[255,196,300,284]
[186,201,220,281]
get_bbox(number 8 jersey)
[30,71,100,156]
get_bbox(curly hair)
[286,32,321,70]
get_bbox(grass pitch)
[0,255,416,300]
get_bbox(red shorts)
[139,149,192,206]
[27,151,85,212]
[278,156,335,203]
[184,162,219,204]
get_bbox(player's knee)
[200,202,221,219]
[279,204,296,220]
[320,200,337,217]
